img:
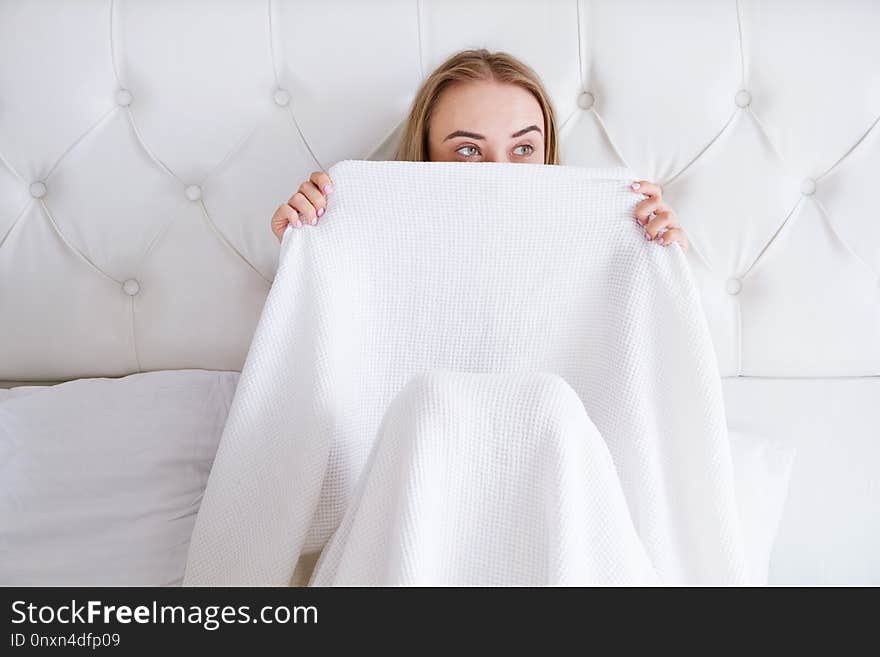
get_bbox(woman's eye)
[456,145,479,157]
[513,144,534,156]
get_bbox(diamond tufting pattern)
[0,0,878,381]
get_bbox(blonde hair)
[394,49,560,165]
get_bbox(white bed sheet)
[722,376,880,585]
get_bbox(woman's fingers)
[631,179,668,226]
[656,227,689,252]
[271,171,332,243]
[644,210,689,253]
[288,191,317,225]
[298,181,327,222]
[310,171,334,196]
[644,209,677,239]
[634,197,670,224]
[629,180,662,198]
[629,180,688,253]
[270,203,299,242]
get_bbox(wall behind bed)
[1,0,878,382]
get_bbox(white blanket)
[310,370,660,586]
[184,160,750,586]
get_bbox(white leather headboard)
[1,0,878,382]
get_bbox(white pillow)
[727,428,796,584]
[0,369,238,585]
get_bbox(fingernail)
[310,217,317,225]
[631,182,641,190]
[323,185,333,195]
[658,237,665,245]
[317,207,325,217]
[294,219,302,228]
[644,232,652,240]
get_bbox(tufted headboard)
[1,0,878,383]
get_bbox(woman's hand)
[270,171,334,243]
[629,180,689,253]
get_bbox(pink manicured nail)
[310,217,317,225]
[658,237,665,245]
[631,182,641,190]
[323,184,333,195]
[317,207,325,217]
[294,219,302,228]
[644,232,652,240]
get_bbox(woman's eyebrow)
[443,126,543,141]
[511,125,542,138]
[443,130,485,141]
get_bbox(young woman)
[270,49,689,253]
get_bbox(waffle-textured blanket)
[310,370,661,585]
[183,160,749,585]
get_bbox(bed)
[1,0,878,585]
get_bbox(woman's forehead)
[431,80,544,137]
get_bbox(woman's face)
[426,80,546,164]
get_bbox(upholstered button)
[115,89,133,107]
[274,88,291,107]
[800,178,816,195]
[725,277,742,295]
[734,89,751,108]
[122,279,140,296]
[577,91,594,110]
[29,181,46,198]
[185,184,202,201]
